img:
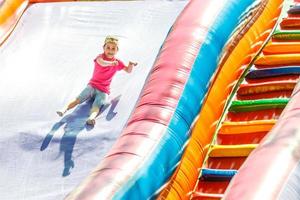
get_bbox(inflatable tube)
[0,0,28,45]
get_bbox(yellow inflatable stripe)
[255,54,300,66]
[219,120,276,134]
[209,144,258,157]
[263,41,300,54]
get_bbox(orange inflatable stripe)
[263,41,300,54]
[219,120,276,134]
[255,54,300,66]
[0,0,28,45]
[0,0,25,24]
[238,81,296,95]
[158,0,282,199]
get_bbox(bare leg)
[57,98,81,117]
[86,106,99,125]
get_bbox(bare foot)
[86,119,96,126]
[56,111,65,117]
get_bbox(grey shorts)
[77,85,108,108]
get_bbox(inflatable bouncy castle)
[1,0,300,199]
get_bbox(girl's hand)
[129,61,138,67]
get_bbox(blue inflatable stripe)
[201,168,238,181]
[288,5,300,15]
[247,66,300,79]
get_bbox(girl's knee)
[75,98,81,104]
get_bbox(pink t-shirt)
[89,53,125,94]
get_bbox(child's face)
[103,42,118,58]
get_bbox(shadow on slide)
[40,95,121,176]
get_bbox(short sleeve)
[94,54,102,62]
[117,59,126,71]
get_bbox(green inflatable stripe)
[273,30,300,40]
[229,98,289,112]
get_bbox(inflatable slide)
[0,0,186,199]
[1,0,300,199]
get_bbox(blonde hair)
[104,36,119,46]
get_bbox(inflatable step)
[209,144,258,157]
[217,130,268,145]
[200,168,238,181]
[280,17,300,29]
[246,75,299,84]
[288,5,300,15]
[263,41,300,54]
[237,81,297,95]
[255,53,300,66]
[237,90,292,100]
[219,120,276,135]
[206,157,246,170]
[272,29,300,40]
[246,66,300,79]
[226,109,283,121]
[229,98,289,112]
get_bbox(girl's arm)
[96,57,118,67]
[123,61,138,73]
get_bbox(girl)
[57,36,137,126]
